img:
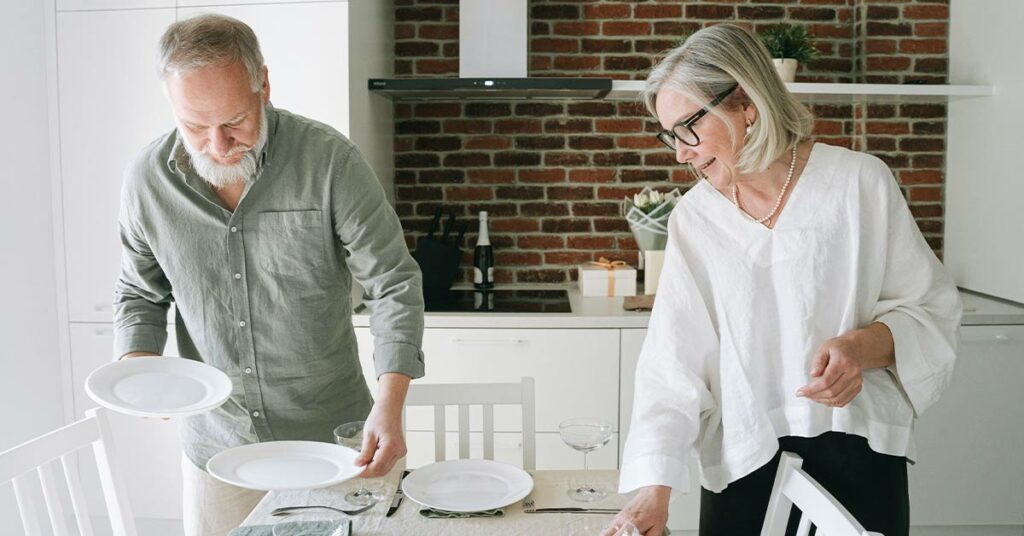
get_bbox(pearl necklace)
[731,144,798,225]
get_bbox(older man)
[113,14,424,535]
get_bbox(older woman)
[606,24,961,536]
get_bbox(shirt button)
[239,320,247,327]
[230,226,238,233]
[234,273,242,280]
[244,367,253,374]
[252,410,260,417]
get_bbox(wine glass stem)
[583,451,589,473]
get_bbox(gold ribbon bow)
[588,257,627,295]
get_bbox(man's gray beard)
[181,107,268,189]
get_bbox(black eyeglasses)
[655,84,739,150]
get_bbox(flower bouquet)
[622,187,681,251]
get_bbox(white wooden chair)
[404,377,536,470]
[761,452,883,536]
[0,407,137,536]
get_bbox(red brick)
[521,203,570,217]
[396,7,443,22]
[444,119,492,134]
[633,4,682,19]
[542,219,593,233]
[531,56,552,71]
[899,170,943,184]
[568,236,615,249]
[518,169,566,183]
[518,236,564,249]
[594,218,630,233]
[415,59,459,74]
[553,22,601,36]
[395,24,415,40]
[914,22,948,38]
[545,152,590,167]
[496,252,543,266]
[602,21,652,36]
[910,187,943,202]
[419,24,458,40]
[911,205,943,218]
[899,138,945,152]
[464,136,511,150]
[467,169,515,184]
[865,39,897,54]
[493,218,540,233]
[532,4,580,20]
[685,5,734,19]
[597,186,642,201]
[544,119,592,134]
[904,5,949,20]
[569,136,614,150]
[584,3,631,19]
[866,121,910,135]
[617,136,661,149]
[572,203,620,217]
[813,119,845,135]
[595,119,643,133]
[899,39,946,54]
[533,38,579,54]
[788,7,836,20]
[443,153,490,167]
[569,169,617,183]
[554,56,601,70]
[415,103,461,117]
[545,251,595,265]
[867,56,911,71]
[445,186,493,201]
[495,119,542,134]
[548,186,594,201]
[581,39,633,54]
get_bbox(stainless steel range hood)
[367,77,612,100]
[369,0,612,101]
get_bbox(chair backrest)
[0,407,137,536]
[761,452,883,536]
[404,377,536,470]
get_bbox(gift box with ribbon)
[577,257,637,297]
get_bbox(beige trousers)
[181,456,267,536]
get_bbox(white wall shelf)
[606,80,993,103]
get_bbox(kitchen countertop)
[351,284,1024,329]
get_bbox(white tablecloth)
[240,468,631,535]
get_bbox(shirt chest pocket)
[255,210,327,276]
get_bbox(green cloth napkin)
[419,507,505,519]
[228,519,350,536]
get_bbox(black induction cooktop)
[423,288,571,313]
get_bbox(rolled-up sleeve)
[619,213,719,494]
[113,174,172,359]
[870,161,962,417]
[332,146,425,380]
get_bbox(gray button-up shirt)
[113,105,424,468]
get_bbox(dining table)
[238,467,635,535]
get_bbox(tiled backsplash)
[392,0,949,284]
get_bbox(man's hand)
[354,373,411,478]
[601,485,670,536]
[797,323,895,408]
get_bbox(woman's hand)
[797,334,865,408]
[600,485,671,536]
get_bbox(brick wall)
[392,0,949,285]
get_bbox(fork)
[270,503,375,517]
[522,498,620,514]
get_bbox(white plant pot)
[773,58,798,83]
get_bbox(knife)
[386,470,411,517]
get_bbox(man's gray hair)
[642,24,814,174]
[158,14,265,93]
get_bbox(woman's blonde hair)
[641,24,814,174]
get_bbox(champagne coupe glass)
[559,418,614,502]
[333,420,385,506]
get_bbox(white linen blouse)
[619,142,962,494]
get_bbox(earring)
[745,119,754,136]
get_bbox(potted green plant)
[760,24,820,83]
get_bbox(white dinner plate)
[402,459,534,512]
[85,356,232,418]
[206,441,363,491]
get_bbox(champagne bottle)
[473,211,494,289]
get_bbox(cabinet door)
[56,1,174,10]
[69,323,183,520]
[57,8,176,322]
[177,2,349,136]
[620,328,702,531]
[909,325,1024,526]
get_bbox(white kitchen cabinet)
[909,324,1024,526]
[619,328,702,532]
[68,323,183,521]
[56,7,176,323]
[56,0,173,10]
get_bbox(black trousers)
[698,432,909,536]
